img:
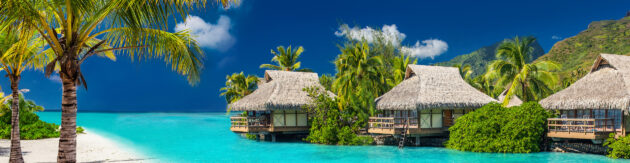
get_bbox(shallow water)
[36,112,629,163]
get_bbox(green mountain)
[536,17,630,83]
[436,38,544,77]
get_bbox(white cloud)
[335,24,406,46]
[175,15,235,52]
[335,24,447,59]
[49,75,61,83]
[401,39,448,59]
[551,35,562,40]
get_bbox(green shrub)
[0,109,60,140]
[604,134,630,159]
[446,102,553,153]
[0,95,85,139]
[303,87,372,145]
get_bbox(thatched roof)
[498,89,523,107]
[230,70,332,111]
[375,65,497,110]
[540,53,630,112]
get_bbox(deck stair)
[398,118,409,149]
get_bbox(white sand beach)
[0,130,148,163]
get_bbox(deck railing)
[230,116,270,128]
[548,118,615,133]
[369,117,418,129]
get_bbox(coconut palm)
[388,53,417,87]
[454,64,473,82]
[0,25,51,162]
[220,72,259,112]
[260,45,312,72]
[332,41,386,116]
[0,0,233,161]
[486,36,560,106]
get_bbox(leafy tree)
[260,45,312,72]
[454,64,473,81]
[387,53,417,87]
[220,72,259,112]
[0,24,51,162]
[1,0,233,161]
[446,102,553,153]
[604,134,630,159]
[303,87,373,145]
[470,75,500,98]
[318,74,334,91]
[486,36,560,106]
[332,41,386,123]
[0,95,67,140]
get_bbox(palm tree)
[0,25,51,163]
[487,36,560,106]
[388,53,417,87]
[332,41,386,116]
[471,74,498,98]
[453,64,473,83]
[1,0,232,162]
[220,72,259,112]
[318,74,335,91]
[260,45,312,72]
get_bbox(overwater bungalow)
[540,54,630,143]
[228,70,331,140]
[368,65,496,144]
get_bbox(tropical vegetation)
[604,134,630,159]
[220,72,259,112]
[436,37,544,77]
[303,87,373,145]
[304,27,417,144]
[0,23,51,162]
[0,0,231,162]
[536,17,630,87]
[318,74,334,91]
[446,102,554,153]
[260,45,312,72]
[0,95,59,140]
[486,36,560,105]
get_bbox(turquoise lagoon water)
[36,112,629,163]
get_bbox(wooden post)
[271,134,276,142]
[415,136,420,146]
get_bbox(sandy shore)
[0,130,148,163]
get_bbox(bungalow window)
[608,110,622,129]
[453,109,464,123]
[285,110,297,127]
[420,109,442,128]
[297,111,307,127]
[273,111,285,126]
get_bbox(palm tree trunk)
[9,75,24,163]
[57,75,77,163]
[521,81,527,102]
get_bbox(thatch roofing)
[230,70,332,111]
[498,89,523,107]
[540,54,630,112]
[375,65,497,110]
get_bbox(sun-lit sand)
[0,129,148,162]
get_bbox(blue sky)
[4,0,630,112]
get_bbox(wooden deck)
[230,116,309,133]
[547,118,617,140]
[367,117,447,136]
